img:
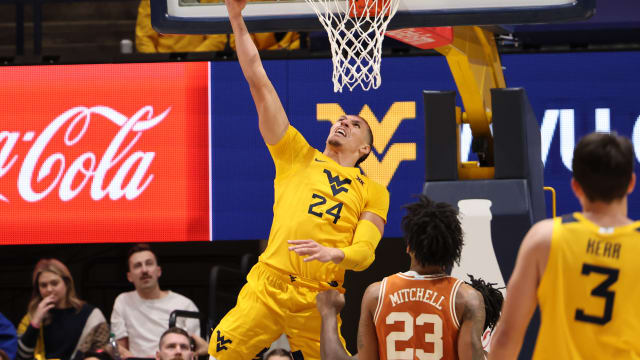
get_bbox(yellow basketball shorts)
[208,262,348,360]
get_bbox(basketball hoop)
[305,0,400,92]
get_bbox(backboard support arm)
[435,26,506,179]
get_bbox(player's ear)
[360,143,371,157]
[570,178,584,200]
[627,173,636,195]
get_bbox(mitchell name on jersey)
[388,287,446,310]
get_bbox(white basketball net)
[305,0,400,92]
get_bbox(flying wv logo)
[216,330,232,352]
[317,102,417,187]
[324,169,351,196]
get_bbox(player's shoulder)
[363,281,384,317]
[287,125,314,147]
[454,281,485,319]
[532,217,555,233]
[456,282,483,305]
[359,174,389,196]
[270,124,314,150]
[523,218,554,249]
[558,212,580,224]
[364,280,383,299]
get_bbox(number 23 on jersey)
[386,312,444,360]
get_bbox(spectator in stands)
[82,350,113,360]
[0,312,17,360]
[263,348,293,360]
[135,0,300,53]
[155,328,193,360]
[16,259,109,360]
[111,244,206,358]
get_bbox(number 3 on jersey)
[386,312,443,360]
[575,263,619,325]
[308,193,343,224]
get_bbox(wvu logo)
[317,102,416,187]
[253,348,269,360]
[324,169,351,196]
[216,330,232,352]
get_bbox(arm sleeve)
[110,296,128,340]
[266,126,315,179]
[339,219,382,271]
[16,315,38,360]
[339,183,389,271]
[75,309,109,355]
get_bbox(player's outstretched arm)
[488,219,552,360]
[456,284,487,360]
[226,0,289,145]
[316,290,358,360]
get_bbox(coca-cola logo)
[0,106,170,203]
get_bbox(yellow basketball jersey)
[534,212,640,359]
[259,126,389,285]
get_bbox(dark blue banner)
[210,51,640,240]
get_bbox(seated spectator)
[155,328,193,360]
[16,259,109,360]
[264,348,293,360]
[82,350,113,360]
[0,312,17,360]
[111,244,205,358]
[135,0,300,53]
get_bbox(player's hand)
[189,333,209,356]
[288,240,345,264]
[31,295,56,326]
[316,290,345,317]
[225,0,248,17]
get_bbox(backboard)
[151,0,595,34]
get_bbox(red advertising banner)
[0,62,211,244]
[386,27,454,49]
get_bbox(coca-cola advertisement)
[0,62,211,244]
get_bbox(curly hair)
[466,274,504,331]
[402,195,463,269]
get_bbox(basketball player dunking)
[489,132,640,359]
[317,195,503,360]
[207,0,389,359]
